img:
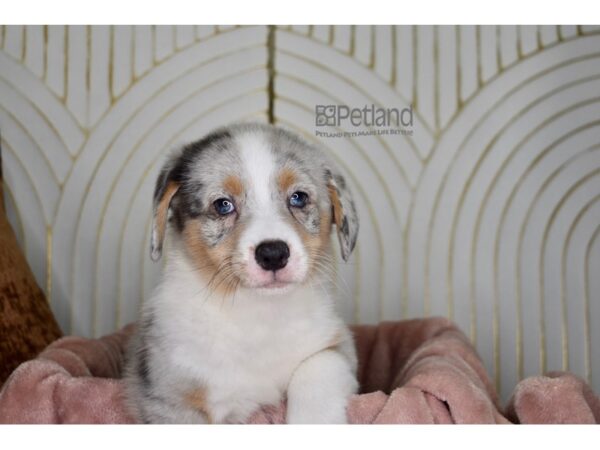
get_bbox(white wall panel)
[1,25,599,401]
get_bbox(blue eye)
[289,191,309,208]
[214,198,235,215]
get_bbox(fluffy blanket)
[1,318,598,424]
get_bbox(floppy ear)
[326,169,359,261]
[150,162,180,261]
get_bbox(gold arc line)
[561,194,600,377]
[412,50,600,390]
[1,140,47,286]
[417,49,600,351]
[0,60,83,160]
[494,130,600,379]
[506,132,600,380]
[444,31,600,129]
[390,26,397,87]
[449,77,600,384]
[412,26,418,112]
[483,113,600,393]
[584,225,600,383]
[538,169,600,373]
[514,140,600,377]
[1,136,55,225]
[0,97,63,189]
[55,36,269,218]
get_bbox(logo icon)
[315,105,337,126]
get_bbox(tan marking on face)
[184,387,213,423]
[155,182,179,248]
[223,174,244,197]
[277,168,297,193]
[183,219,244,295]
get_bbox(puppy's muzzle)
[255,240,290,272]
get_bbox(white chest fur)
[145,253,345,423]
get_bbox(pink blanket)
[1,318,598,424]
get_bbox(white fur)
[145,242,357,423]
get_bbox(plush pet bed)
[0,317,598,424]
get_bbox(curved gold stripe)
[404,50,600,325]
[510,145,600,379]
[111,26,261,105]
[508,130,600,380]
[0,86,67,185]
[59,41,266,197]
[561,193,600,375]
[61,27,266,160]
[438,40,600,142]
[584,225,600,382]
[1,140,48,227]
[452,87,600,387]
[1,47,86,141]
[473,107,600,391]
[456,75,600,341]
[539,171,600,372]
[419,52,600,349]
[412,27,418,114]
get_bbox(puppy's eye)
[213,198,235,215]
[289,191,309,208]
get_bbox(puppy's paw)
[286,394,350,424]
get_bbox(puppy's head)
[151,123,358,295]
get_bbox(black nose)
[255,240,290,271]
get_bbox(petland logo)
[315,104,414,138]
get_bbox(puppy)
[124,122,359,424]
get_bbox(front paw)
[286,396,350,424]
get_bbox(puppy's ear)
[326,168,359,261]
[150,158,180,261]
